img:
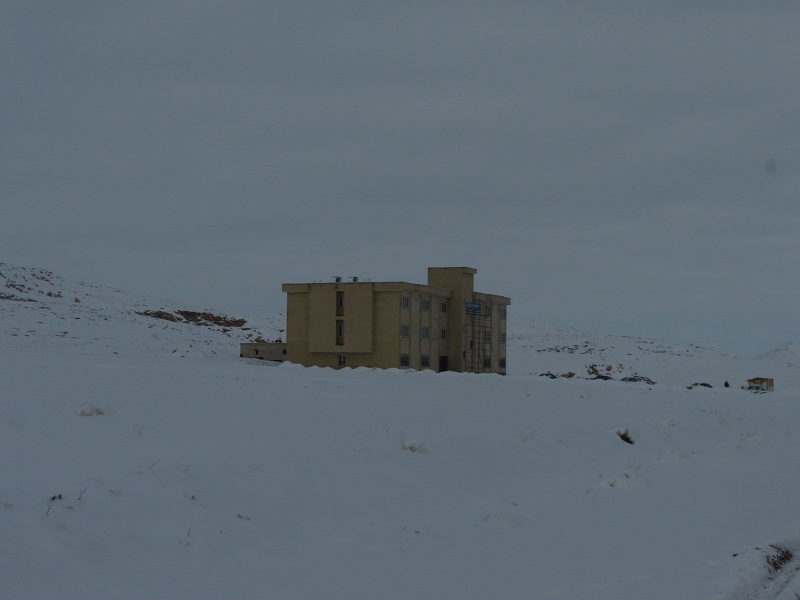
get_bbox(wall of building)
[284,287,309,365]
[280,268,508,373]
[428,267,476,372]
[306,283,374,354]
[239,342,287,361]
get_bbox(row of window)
[339,292,506,320]
[338,321,503,344]
[336,322,454,344]
[399,354,431,367]
[401,354,505,369]
[340,292,450,314]
[337,353,504,370]
[400,325,446,339]
[398,327,507,342]
[401,296,447,313]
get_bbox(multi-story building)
[280,267,510,373]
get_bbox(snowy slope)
[511,322,800,394]
[2,264,800,599]
[0,262,283,358]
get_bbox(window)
[500,332,506,343]
[421,355,430,367]
[336,291,344,316]
[441,329,447,340]
[400,295,409,309]
[338,354,346,367]
[441,302,447,313]
[500,307,507,320]
[400,354,409,367]
[499,357,506,369]
[485,331,492,342]
[422,326,429,339]
[484,357,492,368]
[336,320,344,345]
[400,324,409,337]
[422,298,429,311]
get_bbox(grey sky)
[3,2,799,356]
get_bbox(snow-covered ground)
[2,263,799,599]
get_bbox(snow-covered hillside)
[2,264,799,599]
[0,262,284,358]
[511,323,800,395]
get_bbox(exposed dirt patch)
[0,292,38,302]
[136,309,248,329]
[766,544,794,575]
[175,310,246,328]
[136,309,181,322]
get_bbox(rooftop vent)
[333,276,342,283]
[350,276,359,282]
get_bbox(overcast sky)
[3,2,799,356]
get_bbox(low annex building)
[281,267,510,373]
[239,341,286,361]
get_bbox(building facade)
[281,267,510,373]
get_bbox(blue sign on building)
[465,302,482,314]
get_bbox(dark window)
[336,291,344,316]
[484,357,492,368]
[336,320,344,345]
[499,357,506,369]
[400,354,409,367]
[500,307,507,320]
[421,355,430,367]
[422,298,429,311]
[441,329,447,340]
[422,326,429,339]
[400,296,409,309]
[338,354,346,367]
[441,302,447,313]
[400,324,409,337]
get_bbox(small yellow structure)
[746,377,774,392]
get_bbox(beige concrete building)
[281,267,510,373]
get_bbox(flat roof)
[282,281,453,297]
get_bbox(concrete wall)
[239,342,287,361]
[281,268,508,373]
[428,267,476,372]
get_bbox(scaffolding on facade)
[465,301,501,373]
